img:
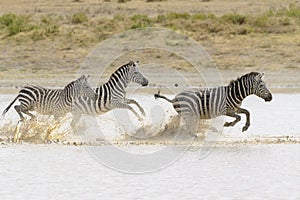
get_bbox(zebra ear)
[256,73,264,80]
[79,75,86,80]
[80,75,89,82]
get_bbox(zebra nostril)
[142,79,149,87]
[265,95,272,102]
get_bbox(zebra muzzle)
[141,79,149,87]
[264,94,273,102]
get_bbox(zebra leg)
[180,114,198,138]
[14,105,36,121]
[223,110,241,127]
[25,111,36,121]
[236,107,250,132]
[13,105,36,142]
[125,98,145,116]
[70,114,82,129]
[14,105,25,121]
[113,102,143,121]
[13,120,23,143]
[127,106,143,121]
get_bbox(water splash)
[0,116,72,143]
[0,115,299,145]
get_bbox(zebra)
[2,75,96,122]
[154,72,272,133]
[70,60,149,128]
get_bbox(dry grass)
[1,4,299,40]
[0,0,299,87]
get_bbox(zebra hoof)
[242,126,249,132]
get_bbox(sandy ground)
[1,0,296,17]
[0,0,299,93]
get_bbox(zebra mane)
[228,72,260,87]
[108,61,135,80]
[64,79,76,91]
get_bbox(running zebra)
[2,75,96,121]
[71,61,148,128]
[154,72,272,132]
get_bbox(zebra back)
[160,72,272,120]
[64,75,95,101]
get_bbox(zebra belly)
[73,97,110,115]
[173,102,223,119]
[30,101,66,116]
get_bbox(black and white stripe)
[71,61,149,128]
[155,72,272,132]
[2,75,95,121]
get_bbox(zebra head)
[252,72,272,102]
[64,75,96,100]
[127,61,149,87]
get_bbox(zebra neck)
[61,89,72,102]
[227,78,254,104]
[226,84,243,106]
[106,76,128,94]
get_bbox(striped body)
[2,75,95,121]
[173,87,227,119]
[73,83,113,115]
[70,61,149,127]
[18,85,67,116]
[155,72,272,132]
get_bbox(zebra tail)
[2,95,19,118]
[154,94,174,103]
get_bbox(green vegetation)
[0,14,34,36]
[166,12,190,20]
[222,13,247,25]
[146,0,166,2]
[118,0,130,3]
[71,13,88,24]
[130,14,152,29]
[0,4,299,43]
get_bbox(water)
[0,93,299,199]
[1,93,300,143]
[0,144,299,199]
